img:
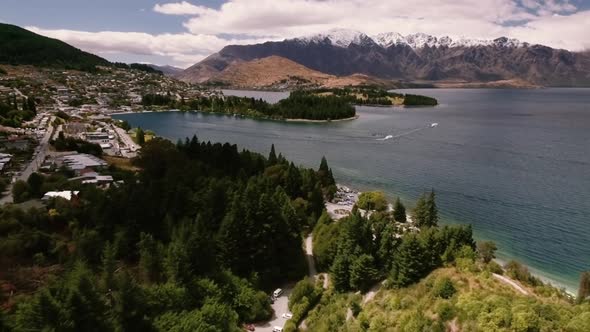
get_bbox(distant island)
[141,88,438,122]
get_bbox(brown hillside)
[206,56,394,89]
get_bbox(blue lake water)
[114,88,590,292]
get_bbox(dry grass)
[103,155,140,171]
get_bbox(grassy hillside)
[303,263,590,332]
[0,23,109,70]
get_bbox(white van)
[273,288,283,298]
[272,327,283,332]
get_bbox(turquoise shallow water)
[115,88,590,292]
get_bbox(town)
[0,64,219,204]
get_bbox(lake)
[114,88,590,293]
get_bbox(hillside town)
[0,65,218,204]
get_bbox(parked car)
[281,313,293,319]
[273,288,283,298]
[272,327,283,332]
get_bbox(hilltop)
[303,264,590,332]
[0,23,110,70]
[182,55,395,89]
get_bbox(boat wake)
[375,123,438,141]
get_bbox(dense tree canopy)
[0,136,336,331]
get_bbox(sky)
[1,0,589,68]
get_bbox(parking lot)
[254,287,292,332]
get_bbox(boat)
[431,123,438,127]
[376,135,393,141]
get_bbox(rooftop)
[58,153,107,170]
[43,191,80,201]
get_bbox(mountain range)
[178,29,590,87]
[147,64,184,76]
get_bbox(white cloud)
[508,10,590,50]
[173,0,586,48]
[153,1,214,16]
[24,0,589,67]
[26,27,268,67]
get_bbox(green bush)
[436,300,455,321]
[357,191,388,211]
[283,319,298,332]
[486,261,504,274]
[433,277,456,299]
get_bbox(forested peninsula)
[141,88,438,122]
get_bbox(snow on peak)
[372,32,525,49]
[372,32,405,48]
[296,29,373,47]
[293,29,526,49]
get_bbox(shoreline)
[285,115,358,123]
[104,112,580,296]
[109,109,181,116]
[332,182,578,296]
[112,109,359,123]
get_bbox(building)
[56,153,107,174]
[69,171,114,186]
[0,153,11,172]
[43,191,80,201]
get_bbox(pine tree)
[285,162,302,197]
[27,172,43,198]
[413,193,428,227]
[425,189,439,227]
[349,254,379,292]
[578,271,590,303]
[391,234,426,287]
[268,144,277,165]
[331,254,350,292]
[136,127,145,145]
[318,156,335,186]
[101,241,116,290]
[138,232,161,283]
[393,197,407,222]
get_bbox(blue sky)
[1,0,224,33]
[2,0,589,67]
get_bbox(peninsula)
[141,87,438,122]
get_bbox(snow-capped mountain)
[179,29,590,87]
[295,28,375,47]
[294,29,526,49]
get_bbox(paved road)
[0,117,55,205]
[255,287,292,332]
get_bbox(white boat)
[376,135,393,141]
[431,123,438,127]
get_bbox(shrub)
[433,277,456,299]
[436,300,456,321]
[350,301,362,317]
[357,191,388,211]
[505,261,541,287]
[283,320,298,332]
[486,261,503,275]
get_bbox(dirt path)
[362,280,386,304]
[493,273,529,295]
